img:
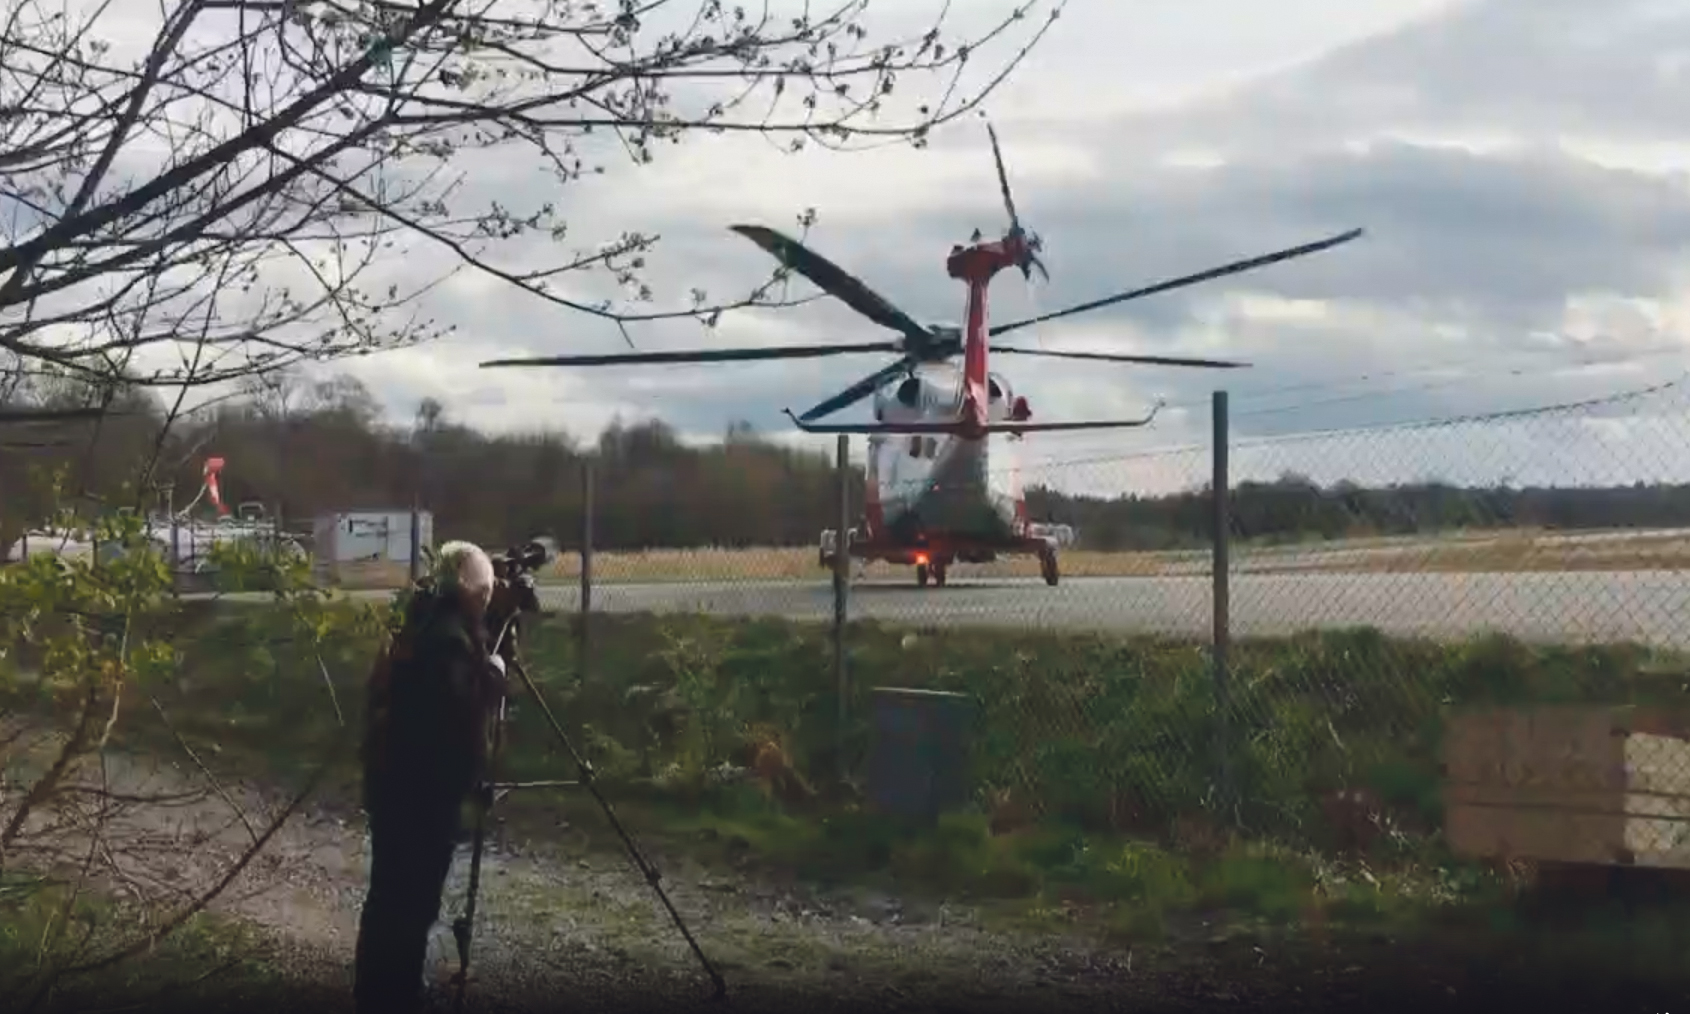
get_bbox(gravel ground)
[7,740,1689,1014]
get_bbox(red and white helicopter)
[481,124,1363,587]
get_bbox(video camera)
[485,539,550,655]
[491,539,548,610]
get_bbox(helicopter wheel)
[1039,549,1059,587]
[932,561,948,587]
[916,563,930,587]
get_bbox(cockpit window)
[908,435,923,458]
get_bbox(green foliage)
[102,607,1690,869]
[0,504,386,1006]
[21,593,1688,934]
[0,511,175,705]
[201,534,312,594]
[0,874,278,1013]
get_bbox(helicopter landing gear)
[915,560,949,588]
[1039,549,1059,587]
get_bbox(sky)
[27,0,1690,498]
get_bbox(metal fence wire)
[825,376,1690,857]
[538,375,1690,862]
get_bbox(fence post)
[579,458,594,683]
[166,484,180,592]
[1211,390,1234,822]
[833,434,850,783]
[409,496,422,584]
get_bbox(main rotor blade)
[797,357,914,423]
[991,345,1249,368]
[986,121,1019,232]
[988,228,1365,337]
[479,341,900,369]
[730,224,930,342]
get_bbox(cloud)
[268,0,1690,500]
[1086,0,1690,156]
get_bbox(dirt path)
[4,736,1180,1010]
[6,732,1684,1014]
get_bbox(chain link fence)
[481,377,1690,864]
[1209,379,1690,860]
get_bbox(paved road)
[210,570,1690,647]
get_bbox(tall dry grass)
[542,546,1166,583]
[302,529,1690,590]
[314,558,413,590]
[534,533,1690,584]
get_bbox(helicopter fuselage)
[862,361,1029,548]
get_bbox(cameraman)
[354,540,509,1014]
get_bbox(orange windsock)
[203,457,228,516]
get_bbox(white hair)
[432,539,495,612]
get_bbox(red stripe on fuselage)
[961,277,991,436]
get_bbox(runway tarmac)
[520,569,1690,649]
[204,569,1690,649]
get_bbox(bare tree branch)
[1,0,1065,392]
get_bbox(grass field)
[16,601,1689,911]
[155,527,1690,592]
[0,873,284,1013]
[10,596,1690,1007]
[524,527,1690,585]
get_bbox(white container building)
[311,509,433,566]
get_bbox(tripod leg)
[450,779,498,1010]
[452,700,506,1011]
[508,657,728,1002]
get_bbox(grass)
[10,599,1690,977]
[21,610,1690,897]
[300,528,1690,590]
[531,529,1690,586]
[0,872,286,1014]
[543,546,1166,583]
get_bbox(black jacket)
[361,589,499,816]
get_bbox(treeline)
[4,368,1689,555]
[0,370,851,553]
[1031,479,1690,552]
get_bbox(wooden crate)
[1442,705,1690,868]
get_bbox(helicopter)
[480,123,1363,587]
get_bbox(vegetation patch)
[0,872,285,1012]
[10,593,1687,943]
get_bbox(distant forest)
[3,368,1688,554]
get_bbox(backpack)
[361,588,486,811]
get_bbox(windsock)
[203,457,228,516]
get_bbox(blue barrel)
[865,687,974,824]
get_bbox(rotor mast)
[946,231,1031,439]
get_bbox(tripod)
[447,597,728,1011]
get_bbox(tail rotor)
[985,119,1047,283]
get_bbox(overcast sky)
[266,0,1690,495]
